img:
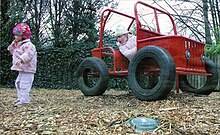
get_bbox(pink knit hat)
[13,23,31,39]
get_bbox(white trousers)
[15,72,34,103]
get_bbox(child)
[115,25,137,61]
[7,23,37,107]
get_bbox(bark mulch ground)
[0,88,219,134]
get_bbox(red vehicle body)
[77,1,218,101]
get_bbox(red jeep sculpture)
[76,1,218,101]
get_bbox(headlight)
[201,54,205,63]
[185,50,190,60]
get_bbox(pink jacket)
[117,35,137,61]
[7,39,37,73]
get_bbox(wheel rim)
[83,67,100,88]
[136,57,160,91]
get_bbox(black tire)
[76,57,109,96]
[179,57,218,95]
[128,46,176,101]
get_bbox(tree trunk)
[209,0,219,43]
[202,0,212,44]
[216,0,220,27]
[215,0,220,42]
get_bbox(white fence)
[209,55,220,91]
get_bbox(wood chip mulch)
[0,88,219,134]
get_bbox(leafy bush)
[205,35,220,55]
[205,42,220,56]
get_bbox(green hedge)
[1,41,130,90]
[33,42,94,89]
[0,41,90,88]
